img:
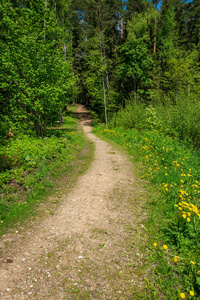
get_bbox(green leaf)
[196,277,200,286]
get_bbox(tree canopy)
[0,0,199,136]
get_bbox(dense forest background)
[1,0,200,143]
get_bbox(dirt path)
[0,105,147,299]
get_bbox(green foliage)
[127,11,150,41]
[82,34,105,111]
[64,0,200,127]
[111,103,146,130]
[111,85,200,147]
[0,134,72,175]
[0,116,12,141]
[145,105,162,130]
[118,39,152,98]
[111,102,163,131]
[0,0,74,138]
[0,113,83,229]
[163,55,194,95]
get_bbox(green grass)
[93,125,200,299]
[0,111,94,236]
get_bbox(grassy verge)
[0,110,94,236]
[93,125,200,299]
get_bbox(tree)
[118,40,152,103]
[0,0,74,137]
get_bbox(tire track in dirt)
[0,105,147,299]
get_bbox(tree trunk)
[120,15,123,41]
[63,42,67,61]
[102,75,108,126]
[54,0,57,20]
[153,17,157,54]
[187,21,190,51]
[43,0,48,61]
[34,118,44,138]
[97,8,110,92]
[153,0,158,54]
[71,33,73,67]
[60,109,64,124]
[120,0,123,43]
[44,0,48,41]
[101,35,109,92]
[147,7,150,38]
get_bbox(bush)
[112,102,146,130]
[112,92,200,147]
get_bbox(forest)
[0,0,200,298]
[1,0,200,141]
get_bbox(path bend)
[0,105,147,299]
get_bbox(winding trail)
[0,105,147,299]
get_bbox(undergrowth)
[0,112,85,234]
[93,125,200,299]
[111,97,200,147]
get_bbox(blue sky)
[123,0,162,11]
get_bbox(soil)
[0,105,148,299]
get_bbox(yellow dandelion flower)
[197,270,200,274]
[174,256,178,263]
[163,245,168,250]
[153,243,157,247]
[189,291,194,296]
[188,212,191,217]
[187,217,190,222]
[182,214,187,218]
[180,292,185,299]
[165,173,168,176]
